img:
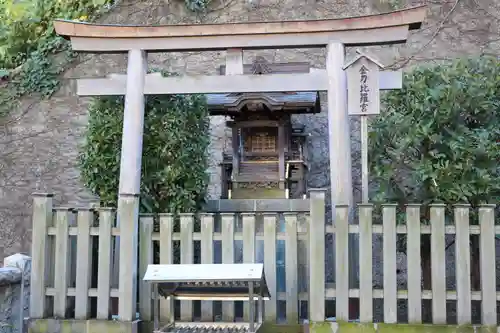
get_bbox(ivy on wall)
[0,0,217,118]
[0,0,115,116]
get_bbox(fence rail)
[29,192,498,326]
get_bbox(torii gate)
[54,6,426,322]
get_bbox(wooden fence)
[29,192,499,325]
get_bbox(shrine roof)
[207,92,317,105]
[207,60,320,115]
[206,92,320,115]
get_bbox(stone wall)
[0,254,31,333]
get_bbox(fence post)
[180,214,194,321]
[263,213,277,322]
[139,215,154,321]
[358,204,373,322]
[53,208,72,318]
[97,208,114,319]
[30,193,53,318]
[242,213,256,321]
[284,213,298,324]
[454,204,472,324]
[406,204,422,323]
[382,204,398,324]
[75,209,93,319]
[430,204,446,325]
[200,213,215,321]
[479,204,497,325]
[335,205,349,321]
[221,213,235,321]
[308,189,325,322]
[118,194,140,321]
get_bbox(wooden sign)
[344,51,384,116]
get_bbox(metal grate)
[164,323,252,333]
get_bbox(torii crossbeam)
[54,5,426,322]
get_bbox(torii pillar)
[326,43,353,212]
[114,49,148,319]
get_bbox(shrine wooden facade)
[207,59,320,199]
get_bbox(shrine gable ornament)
[344,50,384,116]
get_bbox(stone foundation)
[308,322,498,333]
[27,319,139,333]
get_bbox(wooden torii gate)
[54,6,426,322]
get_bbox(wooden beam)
[219,62,310,75]
[76,70,402,96]
[54,6,428,52]
[227,120,280,128]
[54,6,425,39]
[226,49,244,75]
[65,26,410,52]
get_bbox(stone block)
[0,268,22,286]
[4,253,31,281]
[4,253,30,269]
[0,253,32,333]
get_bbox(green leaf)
[92,0,107,6]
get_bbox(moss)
[28,320,495,333]
[370,323,474,333]
[87,320,139,333]
[339,323,377,333]
[309,322,378,333]
[60,321,73,333]
[28,319,48,333]
[28,319,139,333]
[231,187,286,199]
[260,323,305,333]
[476,327,497,333]
[310,322,334,333]
[308,322,484,333]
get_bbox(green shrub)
[79,88,210,213]
[369,56,500,206]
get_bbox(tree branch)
[388,0,461,69]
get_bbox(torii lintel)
[53,6,427,52]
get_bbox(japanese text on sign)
[359,65,369,113]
